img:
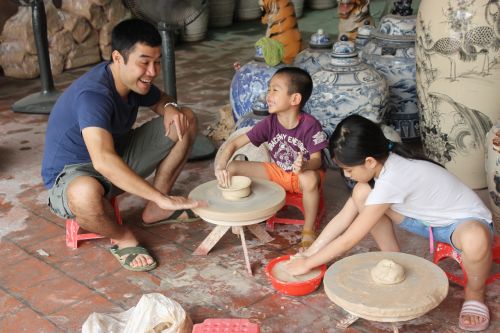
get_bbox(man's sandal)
[110,245,157,272]
[458,300,490,332]
[300,229,317,249]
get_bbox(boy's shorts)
[398,216,494,253]
[262,162,325,194]
[47,116,174,219]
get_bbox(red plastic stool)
[192,319,260,333]
[266,191,325,231]
[65,197,123,249]
[433,235,500,287]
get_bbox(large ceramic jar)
[361,14,418,142]
[292,0,305,18]
[416,0,499,189]
[354,24,374,55]
[305,41,388,137]
[235,0,261,21]
[485,120,500,230]
[230,47,284,121]
[235,93,269,129]
[293,29,333,75]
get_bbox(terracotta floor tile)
[0,289,25,316]
[0,257,62,293]
[0,307,61,333]
[16,274,97,315]
[7,215,63,248]
[47,294,122,332]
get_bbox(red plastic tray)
[192,318,260,333]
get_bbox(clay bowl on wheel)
[266,255,327,296]
[217,176,252,201]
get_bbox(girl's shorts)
[398,216,494,253]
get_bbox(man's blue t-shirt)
[41,62,161,188]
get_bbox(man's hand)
[215,168,231,189]
[163,104,189,142]
[155,195,207,211]
[292,152,305,174]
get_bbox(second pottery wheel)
[324,252,448,322]
[189,178,286,224]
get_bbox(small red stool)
[65,197,123,249]
[266,191,325,231]
[192,319,260,333]
[433,235,500,287]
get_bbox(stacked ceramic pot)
[230,46,284,121]
[416,0,498,189]
[292,0,305,18]
[235,0,261,21]
[209,0,236,28]
[361,14,418,142]
[235,93,269,129]
[305,41,388,137]
[293,29,334,75]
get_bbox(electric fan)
[124,0,215,160]
[11,0,60,114]
[124,0,208,99]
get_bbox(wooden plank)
[247,224,274,243]
[193,225,230,255]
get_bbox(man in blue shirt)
[41,19,204,271]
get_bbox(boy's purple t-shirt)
[246,113,328,172]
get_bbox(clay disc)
[324,252,448,322]
[188,178,286,224]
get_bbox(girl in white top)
[286,115,494,332]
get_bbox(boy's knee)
[299,171,320,192]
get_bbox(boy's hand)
[215,168,231,189]
[292,152,305,174]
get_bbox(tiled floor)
[0,3,498,333]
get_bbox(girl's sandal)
[300,229,317,249]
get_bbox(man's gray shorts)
[48,116,174,219]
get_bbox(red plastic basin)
[265,254,326,296]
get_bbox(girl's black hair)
[329,115,442,167]
[111,19,162,63]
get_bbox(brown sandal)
[300,229,317,249]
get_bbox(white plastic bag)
[82,293,192,333]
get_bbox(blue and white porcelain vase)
[293,29,334,75]
[230,46,284,121]
[305,41,388,137]
[361,14,419,142]
[235,93,269,129]
[354,24,374,56]
[485,120,500,229]
[416,0,499,189]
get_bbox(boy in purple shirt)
[215,67,328,248]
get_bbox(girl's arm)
[287,202,391,275]
[302,196,359,257]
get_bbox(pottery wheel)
[189,179,286,224]
[324,252,448,322]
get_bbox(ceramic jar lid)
[371,14,416,42]
[327,41,362,67]
[309,29,333,49]
[357,25,375,40]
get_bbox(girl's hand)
[285,256,311,276]
[292,152,305,174]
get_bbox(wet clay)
[371,259,405,285]
[271,260,322,282]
